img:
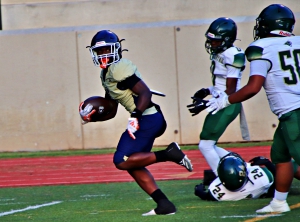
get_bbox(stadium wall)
[0,0,299,151]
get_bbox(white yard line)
[0,201,62,217]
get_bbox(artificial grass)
[0,179,299,222]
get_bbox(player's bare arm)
[228,75,265,104]
[130,79,152,112]
[225,77,238,95]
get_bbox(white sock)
[274,190,288,201]
[199,140,219,176]
[214,146,229,158]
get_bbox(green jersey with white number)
[246,36,300,117]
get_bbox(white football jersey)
[210,46,245,92]
[246,36,300,117]
[208,164,273,201]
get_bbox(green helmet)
[205,17,237,54]
[217,153,248,191]
[254,4,295,40]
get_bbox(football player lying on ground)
[79,30,193,216]
[194,152,300,201]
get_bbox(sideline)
[244,203,300,222]
[0,201,62,217]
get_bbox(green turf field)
[0,179,299,221]
[1,141,299,221]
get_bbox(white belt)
[142,106,157,116]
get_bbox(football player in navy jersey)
[79,30,193,216]
[205,4,300,213]
[187,17,248,177]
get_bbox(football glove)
[187,97,208,116]
[127,117,139,140]
[211,89,223,98]
[194,183,208,200]
[206,92,230,115]
[249,156,271,166]
[79,102,96,124]
[193,88,210,99]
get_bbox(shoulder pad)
[109,59,137,81]
[232,53,246,68]
[245,46,263,62]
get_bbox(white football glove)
[211,89,223,98]
[127,118,139,139]
[206,92,230,115]
[79,102,96,124]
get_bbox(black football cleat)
[142,199,176,216]
[165,142,193,172]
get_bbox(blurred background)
[0,0,299,151]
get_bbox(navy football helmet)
[88,30,125,68]
[253,4,295,40]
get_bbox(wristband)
[207,86,214,94]
[131,108,143,118]
[226,95,231,105]
[204,88,210,96]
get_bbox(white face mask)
[89,42,121,68]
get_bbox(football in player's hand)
[81,96,118,122]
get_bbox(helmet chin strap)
[100,57,110,69]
